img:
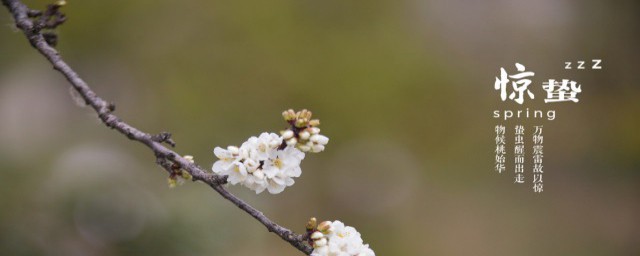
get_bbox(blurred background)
[1,0,639,255]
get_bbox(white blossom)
[212,146,239,173]
[311,221,375,256]
[211,132,305,194]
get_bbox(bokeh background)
[1,0,639,255]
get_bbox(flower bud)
[299,109,311,119]
[181,170,192,180]
[314,237,327,247]
[268,139,281,148]
[317,221,332,233]
[286,138,297,146]
[239,147,250,158]
[295,118,307,128]
[299,131,310,140]
[310,135,329,145]
[311,144,325,153]
[306,217,317,231]
[282,109,296,121]
[282,130,294,140]
[228,146,239,155]
[244,159,258,172]
[311,231,324,240]
[167,177,177,188]
[309,119,320,126]
[309,127,321,134]
[297,144,311,152]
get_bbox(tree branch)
[1,0,313,254]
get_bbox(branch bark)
[1,0,313,254]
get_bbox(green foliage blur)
[1,0,639,255]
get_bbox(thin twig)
[1,0,313,254]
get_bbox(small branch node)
[42,31,57,46]
[25,2,67,45]
[27,9,41,17]
[152,132,176,147]
[214,174,228,185]
[107,102,116,112]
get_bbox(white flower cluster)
[212,109,329,194]
[309,220,375,256]
[212,132,305,194]
[209,110,375,254]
